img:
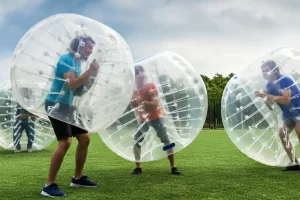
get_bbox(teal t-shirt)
[46,53,81,105]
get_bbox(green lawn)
[1,130,300,200]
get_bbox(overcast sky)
[1,0,300,81]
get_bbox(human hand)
[89,60,100,75]
[131,93,144,108]
[20,114,28,119]
[255,91,267,98]
[136,95,144,105]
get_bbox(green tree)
[201,73,235,128]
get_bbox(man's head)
[69,35,95,60]
[261,60,280,81]
[135,65,145,87]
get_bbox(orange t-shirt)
[132,83,163,122]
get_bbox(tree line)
[201,73,235,129]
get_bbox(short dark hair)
[261,60,280,74]
[135,65,144,75]
[261,60,276,70]
[68,35,95,54]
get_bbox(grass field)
[1,130,300,200]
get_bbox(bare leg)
[279,124,298,163]
[133,145,142,168]
[74,133,90,179]
[164,142,180,174]
[294,122,300,144]
[168,154,176,168]
[166,146,176,168]
[47,137,72,184]
[133,125,145,169]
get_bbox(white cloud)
[1,0,299,79]
[0,0,45,81]
[0,0,45,25]
[74,0,300,77]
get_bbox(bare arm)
[267,89,291,105]
[63,60,99,90]
[255,91,273,110]
[130,91,141,108]
[63,70,92,90]
[143,91,159,111]
[131,99,138,108]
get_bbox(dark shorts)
[45,100,87,141]
[134,118,170,147]
[283,113,300,129]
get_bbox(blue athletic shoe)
[41,183,65,197]
[70,176,97,187]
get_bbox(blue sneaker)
[70,176,97,187]
[41,183,65,197]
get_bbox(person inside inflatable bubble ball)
[130,65,181,175]
[255,60,300,172]
[42,35,99,198]
[13,102,37,153]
